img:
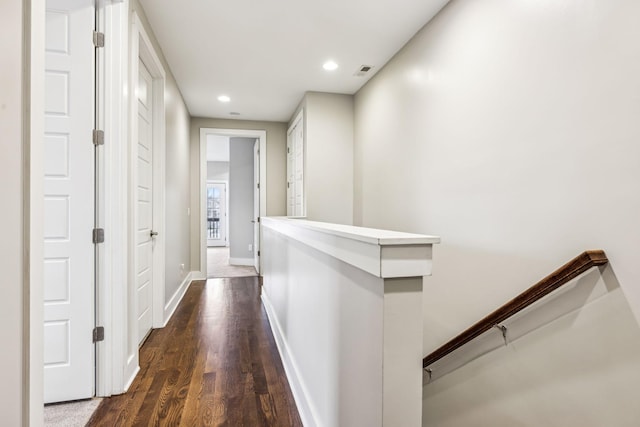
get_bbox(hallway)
[87,277,302,426]
[207,247,258,278]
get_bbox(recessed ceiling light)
[323,61,339,71]
[217,95,230,103]
[229,112,240,116]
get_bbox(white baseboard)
[229,257,254,266]
[163,271,194,326]
[122,365,140,393]
[191,271,206,281]
[261,292,318,427]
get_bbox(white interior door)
[206,181,227,247]
[136,59,154,345]
[43,0,95,403]
[287,131,294,215]
[253,140,260,272]
[293,121,304,216]
[287,116,304,216]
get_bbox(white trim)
[125,8,140,390]
[27,0,45,423]
[229,257,255,266]
[287,108,304,134]
[192,271,207,281]
[96,0,129,397]
[261,293,318,427]
[125,9,168,387]
[163,272,194,326]
[199,128,267,277]
[122,365,140,393]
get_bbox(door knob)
[150,230,159,237]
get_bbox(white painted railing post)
[383,277,424,426]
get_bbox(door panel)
[43,0,95,403]
[286,118,304,217]
[136,60,153,345]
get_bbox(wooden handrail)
[423,250,608,368]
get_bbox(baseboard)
[191,271,206,281]
[261,292,318,427]
[163,272,194,326]
[229,257,254,266]
[122,365,140,393]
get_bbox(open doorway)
[201,129,267,278]
[206,134,230,248]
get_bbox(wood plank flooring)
[87,277,302,426]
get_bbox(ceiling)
[138,0,449,123]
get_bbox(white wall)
[189,117,287,271]
[0,2,26,424]
[354,0,640,424]
[163,58,191,301]
[229,138,256,262]
[1,0,45,424]
[207,161,229,182]
[291,92,354,225]
[133,1,192,305]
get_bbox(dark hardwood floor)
[87,277,302,427]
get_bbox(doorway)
[199,128,267,278]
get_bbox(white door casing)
[206,181,227,247]
[253,140,260,272]
[127,12,166,380]
[43,0,95,403]
[198,128,266,279]
[136,59,153,345]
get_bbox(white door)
[287,131,295,215]
[206,182,227,247]
[293,121,304,216]
[43,0,95,403]
[136,60,154,345]
[287,116,304,216]
[253,140,260,272]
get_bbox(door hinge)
[93,129,104,146]
[287,182,290,189]
[257,217,260,223]
[93,326,105,343]
[92,228,105,244]
[287,147,290,154]
[258,250,260,256]
[257,183,260,189]
[93,31,105,48]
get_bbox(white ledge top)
[262,217,440,246]
[262,217,440,278]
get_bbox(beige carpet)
[207,247,257,278]
[44,398,101,427]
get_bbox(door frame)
[198,128,266,277]
[95,0,130,397]
[124,9,166,386]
